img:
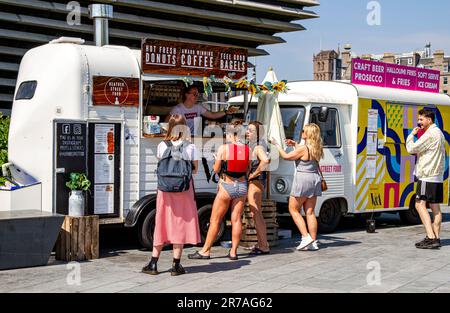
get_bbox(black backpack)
[157,141,193,192]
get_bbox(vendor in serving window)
[168,86,237,135]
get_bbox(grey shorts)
[290,172,322,198]
[219,180,248,199]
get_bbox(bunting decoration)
[235,77,249,89]
[203,76,213,96]
[223,76,233,95]
[182,76,194,88]
[196,76,288,96]
[248,80,260,96]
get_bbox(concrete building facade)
[0,0,320,114]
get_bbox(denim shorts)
[219,180,248,199]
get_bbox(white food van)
[8,37,248,248]
[230,80,450,232]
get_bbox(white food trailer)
[8,36,248,248]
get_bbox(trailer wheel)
[197,204,225,243]
[138,209,156,249]
[399,196,421,225]
[318,199,342,233]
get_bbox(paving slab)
[1,217,450,293]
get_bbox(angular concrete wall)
[0,210,65,270]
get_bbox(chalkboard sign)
[54,121,88,215]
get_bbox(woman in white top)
[142,114,201,276]
[169,86,237,135]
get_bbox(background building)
[313,50,341,81]
[314,43,450,94]
[0,0,320,114]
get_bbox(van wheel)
[138,209,156,249]
[198,204,225,243]
[318,199,341,233]
[399,196,421,225]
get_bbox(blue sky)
[255,0,450,82]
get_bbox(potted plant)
[66,172,91,216]
[0,114,10,189]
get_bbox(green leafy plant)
[0,114,10,187]
[66,172,91,191]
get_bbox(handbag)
[317,161,328,192]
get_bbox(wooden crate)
[55,216,99,261]
[240,200,278,248]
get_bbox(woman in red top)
[189,120,250,260]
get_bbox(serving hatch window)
[15,81,37,100]
[247,106,306,141]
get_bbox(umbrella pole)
[266,174,270,200]
[244,90,250,121]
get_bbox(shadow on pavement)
[184,260,251,274]
[316,235,362,249]
[94,212,450,255]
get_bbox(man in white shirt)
[406,109,446,249]
[169,86,236,135]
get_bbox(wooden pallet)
[55,216,99,261]
[240,200,278,248]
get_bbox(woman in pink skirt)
[142,114,201,276]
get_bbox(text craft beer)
[353,60,384,84]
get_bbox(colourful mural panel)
[356,98,450,211]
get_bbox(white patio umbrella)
[256,67,286,151]
[256,67,286,198]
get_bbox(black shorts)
[416,180,444,204]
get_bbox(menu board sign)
[142,38,248,79]
[351,59,440,93]
[92,76,139,106]
[87,122,121,217]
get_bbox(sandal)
[187,251,210,260]
[249,247,270,255]
[227,250,238,261]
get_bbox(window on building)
[444,64,449,73]
[310,107,341,147]
[408,58,413,65]
[444,77,448,85]
[15,81,37,100]
[395,59,401,65]
[444,90,448,94]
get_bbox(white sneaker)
[296,235,314,250]
[305,240,320,251]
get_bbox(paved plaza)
[1,214,450,293]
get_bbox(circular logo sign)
[104,78,129,105]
